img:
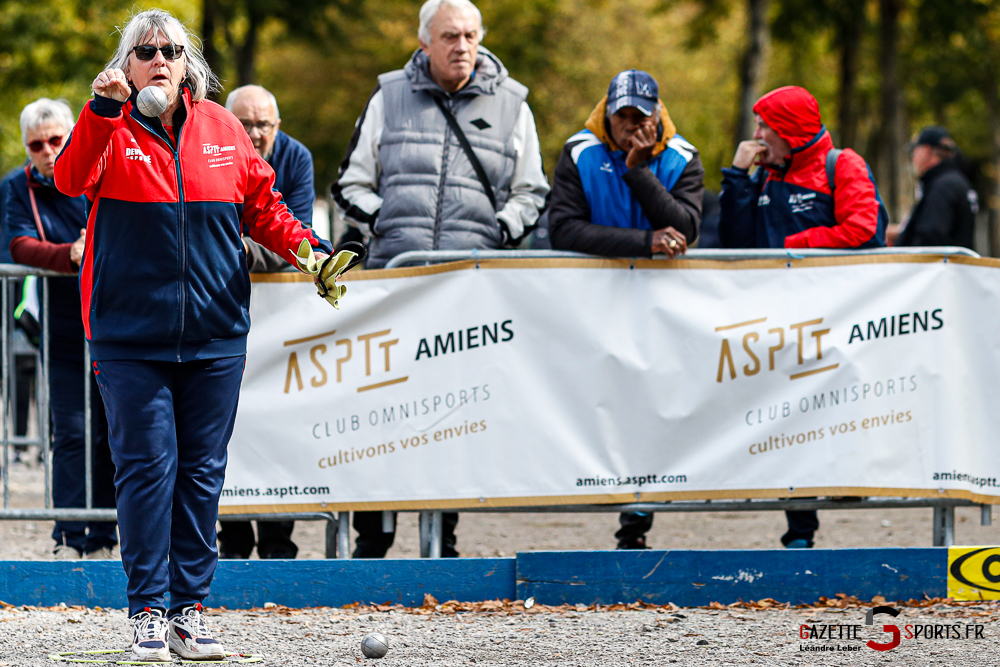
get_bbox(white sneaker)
[84,546,118,560]
[53,544,82,560]
[129,608,170,662]
[168,603,226,660]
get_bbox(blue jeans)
[49,338,117,553]
[94,356,244,616]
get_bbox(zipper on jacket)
[432,96,453,250]
[134,112,186,361]
[173,127,186,362]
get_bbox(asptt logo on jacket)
[203,143,236,155]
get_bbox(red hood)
[753,86,822,150]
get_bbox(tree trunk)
[734,0,771,151]
[201,0,221,100]
[878,0,904,225]
[983,74,1000,258]
[236,11,261,87]
[836,0,865,149]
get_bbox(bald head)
[226,85,281,159]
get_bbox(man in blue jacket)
[548,70,703,260]
[225,85,316,272]
[218,84,316,559]
[548,70,704,549]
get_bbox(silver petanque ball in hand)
[136,86,168,117]
[361,632,389,659]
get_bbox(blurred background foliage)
[3,0,1000,252]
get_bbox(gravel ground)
[5,460,1000,666]
[1,600,998,666]
[4,461,1000,559]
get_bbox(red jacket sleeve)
[53,101,122,198]
[10,236,76,273]
[784,149,879,249]
[240,131,331,264]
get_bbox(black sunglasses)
[132,44,185,61]
[26,135,64,153]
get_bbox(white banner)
[220,254,1000,513]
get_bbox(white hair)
[20,98,75,146]
[418,0,484,44]
[224,85,280,119]
[105,8,218,102]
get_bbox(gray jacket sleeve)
[494,101,550,244]
[245,238,295,272]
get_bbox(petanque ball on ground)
[136,86,168,117]
[361,632,389,658]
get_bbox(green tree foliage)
[772,0,870,148]
[202,0,365,92]
[4,0,992,252]
[255,0,750,193]
[910,0,1000,252]
[0,0,197,170]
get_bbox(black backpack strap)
[433,96,497,211]
[825,148,842,196]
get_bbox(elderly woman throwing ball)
[54,9,331,662]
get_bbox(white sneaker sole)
[168,635,226,660]
[131,645,171,662]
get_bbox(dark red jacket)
[719,86,886,249]
[54,88,330,361]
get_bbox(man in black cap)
[891,126,978,249]
[548,69,702,260]
[547,69,703,549]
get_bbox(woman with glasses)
[53,8,331,662]
[5,98,119,562]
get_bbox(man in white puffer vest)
[332,0,549,271]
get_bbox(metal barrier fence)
[0,248,992,559]
[0,264,345,559]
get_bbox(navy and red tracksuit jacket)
[54,87,330,362]
[719,86,886,250]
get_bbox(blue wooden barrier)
[516,548,946,606]
[0,549,949,608]
[0,558,515,609]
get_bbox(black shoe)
[352,544,389,559]
[218,549,250,559]
[259,547,297,559]
[616,537,650,550]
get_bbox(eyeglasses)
[132,44,185,61]
[26,135,64,153]
[240,120,275,135]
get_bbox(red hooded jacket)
[719,86,886,249]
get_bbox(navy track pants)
[93,356,244,616]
